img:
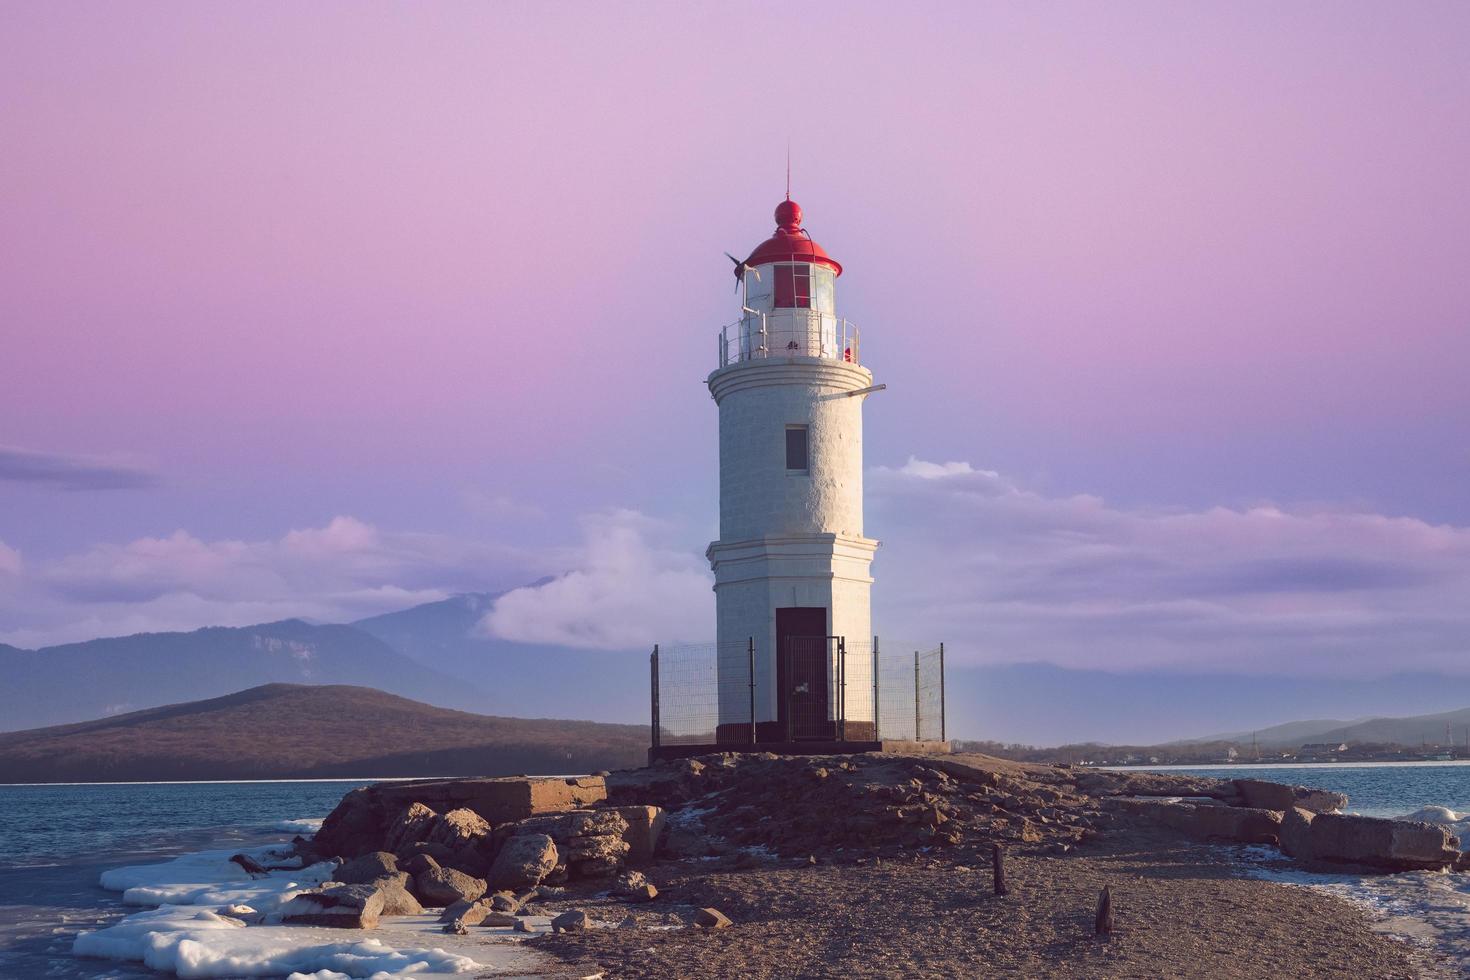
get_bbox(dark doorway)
[776,607,830,739]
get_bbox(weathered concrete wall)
[372,776,606,825]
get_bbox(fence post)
[872,635,880,742]
[914,650,921,742]
[838,637,847,742]
[939,642,947,743]
[748,636,756,745]
[650,645,660,749]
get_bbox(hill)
[0,683,648,783]
[0,619,491,732]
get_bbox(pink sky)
[2,3,1468,676]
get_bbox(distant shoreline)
[0,775,448,787]
[1108,759,1470,771]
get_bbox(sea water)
[0,780,363,979]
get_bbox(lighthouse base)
[713,719,877,745]
[647,738,952,765]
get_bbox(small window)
[785,425,809,471]
[773,264,811,309]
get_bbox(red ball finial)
[774,199,802,231]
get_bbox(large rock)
[562,834,631,877]
[312,787,384,859]
[1280,806,1316,859]
[1233,778,1346,815]
[429,808,491,849]
[438,898,490,926]
[384,803,439,855]
[332,851,400,885]
[401,852,442,877]
[374,875,424,916]
[1060,767,1239,802]
[414,866,487,906]
[373,775,607,825]
[551,909,590,933]
[515,809,628,840]
[439,898,493,933]
[312,776,606,860]
[500,809,631,880]
[1285,810,1461,871]
[607,805,666,864]
[279,884,384,929]
[487,834,559,890]
[1110,799,1281,844]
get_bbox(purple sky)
[3,4,1468,691]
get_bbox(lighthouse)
[707,197,879,743]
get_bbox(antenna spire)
[785,141,791,201]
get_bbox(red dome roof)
[738,198,842,277]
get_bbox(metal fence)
[650,636,945,749]
[871,641,947,742]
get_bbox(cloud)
[0,540,21,577]
[869,457,1470,677]
[0,446,158,490]
[0,517,547,648]
[480,510,713,650]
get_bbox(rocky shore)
[292,751,1463,977]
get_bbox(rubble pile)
[613,753,1114,859]
[303,774,653,919]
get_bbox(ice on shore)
[101,845,335,912]
[1233,843,1470,974]
[75,844,494,978]
[73,905,479,978]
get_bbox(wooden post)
[747,636,756,745]
[1094,885,1113,936]
[991,843,1008,896]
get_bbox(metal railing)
[650,636,945,748]
[718,310,862,368]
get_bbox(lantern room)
[722,199,859,366]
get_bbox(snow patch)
[76,844,498,978]
[101,846,335,913]
[73,906,479,978]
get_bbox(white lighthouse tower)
[708,197,879,742]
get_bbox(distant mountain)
[1173,706,1470,750]
[0,683,647,783]
[352,591,504,663]
[0,620,490,732]
[1172,717,1361,748]
[0,590,650,734]
[1308,707,1470,747]
[351,592,648,724]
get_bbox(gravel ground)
[525,828,1426,979]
